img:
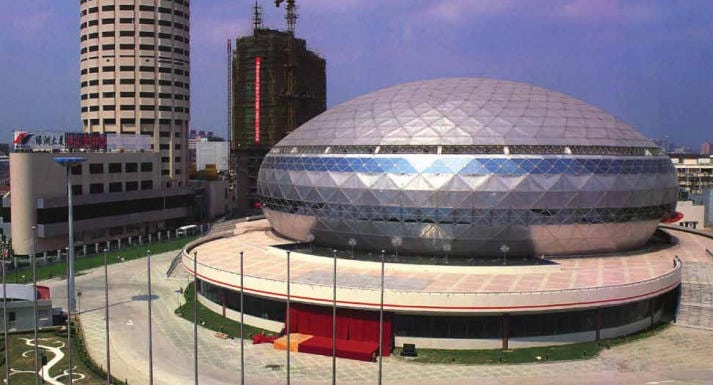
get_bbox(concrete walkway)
[42,243,713,385]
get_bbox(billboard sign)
[107,134,152,151]
[66,132,107,151]
[13,131,108,151]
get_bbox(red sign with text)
[255,57,261,145]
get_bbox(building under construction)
[231,4,326,210]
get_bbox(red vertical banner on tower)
[254,56,261,145]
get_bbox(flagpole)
[332,249,337,385]
[286,250,291,385]
[240,251,245,385]
[32,225,40,385]
[193,251,199,385]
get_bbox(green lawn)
[9,236,198,284]
[175,282,273,339]
[393,323,671,364]
[0,327,125,385]
[393,341,602,364]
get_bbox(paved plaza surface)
[42,228,713,385]
[194,220,682,296]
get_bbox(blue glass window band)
[259,196,673,226]
[261,156,675,176]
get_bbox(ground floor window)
[200,280,286,322]
[199,280,679,340]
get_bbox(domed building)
[257,78,678,257]
[185,78,685,356]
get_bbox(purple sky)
[1,0,711,149]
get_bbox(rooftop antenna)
[275,0,298,133]
[252,1,263,32]
[275,0,297,35]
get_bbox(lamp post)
[52,156,85,313]
[103,248,111,385]
[499,244,510,266]
[443,242,451,265]
[347,238,357,258]
[53,156,85,385]
[391,236,402,263]
[31,225,40,385]
[147,249,154,385]
[306,233,315,253]
[193,251,198,385]
[1,233,10,385]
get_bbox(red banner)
[255,56,261,145]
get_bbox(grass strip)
[175,281,273,339]
[393,322,671,364]
[9,236,198,284]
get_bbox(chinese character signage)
[13,130,108,151]
[66,132,107,150]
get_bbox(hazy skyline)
[0,0,711,148]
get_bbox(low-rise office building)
[670,153,713,197]
[0,284,53,332]
[9,151,194,255]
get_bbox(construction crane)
[275,0,298,133]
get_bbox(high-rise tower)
[79,0,190,185]
[231,7,326,210]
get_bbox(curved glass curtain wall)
[199,280,679,340]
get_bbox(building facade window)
[109,182,123,193]
[89,163,104,174]
[126,162,138,172]
[108,163,122,173]
[89,183,105,194]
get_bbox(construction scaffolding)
[230,3,326,210]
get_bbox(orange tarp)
[273,333,314,351]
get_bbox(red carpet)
[298,336,379,362]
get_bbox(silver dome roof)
[277,78,654,148]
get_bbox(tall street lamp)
[147,249,154,385]
[103,248,111,385]
[31,225,40,385]
[1,233,10,384]
[192,251,198,385]
[52,156,85,313]
[54,155,85,385]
